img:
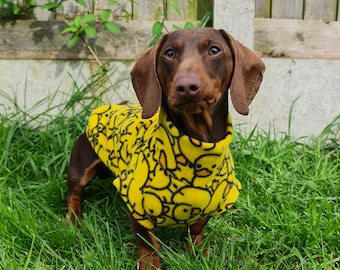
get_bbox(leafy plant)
[39,0,122,49]
[0,0,36,18]
[149,0,212,46]
[61,11,121,48]
[37,0,127,101]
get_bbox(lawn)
[0,82,339,270]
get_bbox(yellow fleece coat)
[86,104,241,229]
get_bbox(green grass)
[0,81,339,269]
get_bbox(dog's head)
[131,28,265,119]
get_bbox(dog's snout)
[175,76,201,95]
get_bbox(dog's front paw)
[137,251,161,270]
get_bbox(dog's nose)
[175,76,201,96]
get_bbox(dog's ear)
[219,29,265,115]
[130,35,168,119]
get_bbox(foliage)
[60,11,121,48]
[39,0,123,48]
[0,0,212,47]
[0,0,36,18]
[149,0,212,46]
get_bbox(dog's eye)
[208,46,221,55]
[164,48,176,59]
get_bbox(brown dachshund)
[66,28,265,269]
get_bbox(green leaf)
[183,21,195,30]
[100,9,111,22]
[75,0,87,8]
[67,20,75,27]
[30,0,38,7]
[198,11,212,28]
[38,2,57,10]
[38,3,49,9]
[84,26,96,38]
[100,64,109,73]
[61,27,77,35]
[169,0,181,16]
[148,32,162,47]
[73,16,81,29]
[103,22,121,35]
[67,34,79,48]
[172,24,181,30]
[81,13,96,25]
[107,0,117,4]
[13,5,20,15]
[120,8,132,19]
[152,21,163,36]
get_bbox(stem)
[58,15,124,101]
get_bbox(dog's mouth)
[170,95,218,115]
[184,98,216,114]
[168,95,221,140]
[166,80,223,141]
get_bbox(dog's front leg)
[130,215,161,270]
[185,216,210,251]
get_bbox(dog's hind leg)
[66,133,110,225]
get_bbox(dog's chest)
[86,104,241,229]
